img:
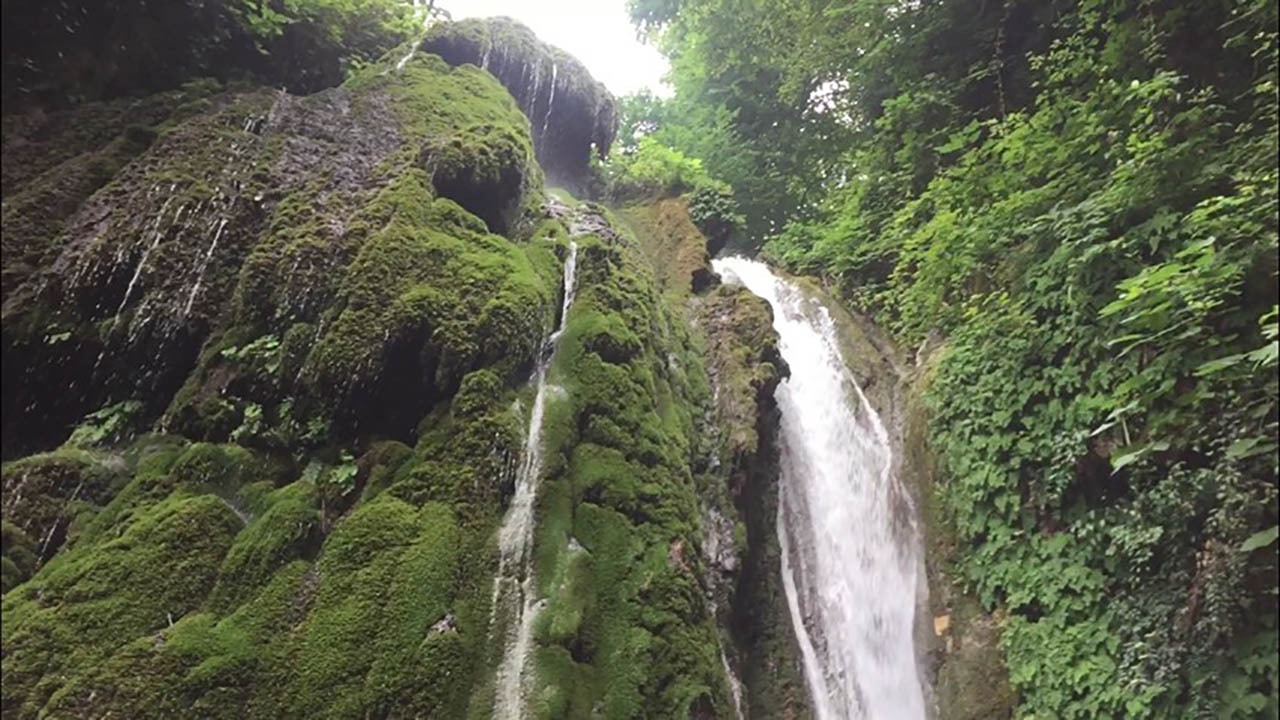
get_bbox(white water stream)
[713,257,926,720]
[491,241,578,720]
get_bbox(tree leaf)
[1241,526,1279,553]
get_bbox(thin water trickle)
[123,201,173,301]
[713,257,925,720]
[720,644,747,720]
[491,241,578,720]
[394,0,431,71]
[540,63,558,144]
[183,217,228,318]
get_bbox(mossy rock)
[297,176,555,438]
[422,17,618,189]
[0,449,128,586]
[511,219,734,718]
[1,493,241,715]
[695,284,784,462]
[268,497,468,717]
[205,480,321,613]
[421,121,537,235]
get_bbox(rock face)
[0,0,410,112]
[423,17,619,190]
[0,26,788,720]
[2,55,548,457]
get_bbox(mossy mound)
[2,491,243,716]
[2,52,551,455]
[508,209,743,718]
[0,450,129,591]
[422,17,618,189]
[421,122,537,234]
[0,362,535,718]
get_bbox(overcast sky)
[439,0,671,97]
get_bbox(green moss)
[206,481,320,613]
[536,542,592,646]
[386,57,543,234]
[2,493,240,716]
[421,17,618,188]
[356,440,415,502]
[421,121,539,234]
[230,180,365,331]
[0,448,128,584]
[37,559,313,718]
[1,522,38,593]
[429,196,492,236]
[394,375,524,521]
[300,169,554,432]
[514,216,732,717]
[531,645,598,719]
[169,442,257,494]
[566,501,652,716]
[264,497,466,717]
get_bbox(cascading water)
[394,0,434,71]
[713,257,926,720]
[491,241,579,720]
[539,63,558,144]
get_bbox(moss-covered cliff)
[1,17,792,719]
[422,17,618,191]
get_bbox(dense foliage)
[630,0,1279,716]
[596,133,745,252]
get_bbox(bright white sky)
[439,0,671,97]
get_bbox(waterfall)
[720,644,747,720]
[540,63,558,146]
[394,0,433,71]
[491,241,579,720]
[713,257,925,720]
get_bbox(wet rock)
[704,506,740,575]
[430,612,458,634]
[692,266,719,294]
[422,18,618,189]
[420,121,535,235]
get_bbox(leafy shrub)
[67,401,144,448]
[686,184,744,253]
[602,137,716,202]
